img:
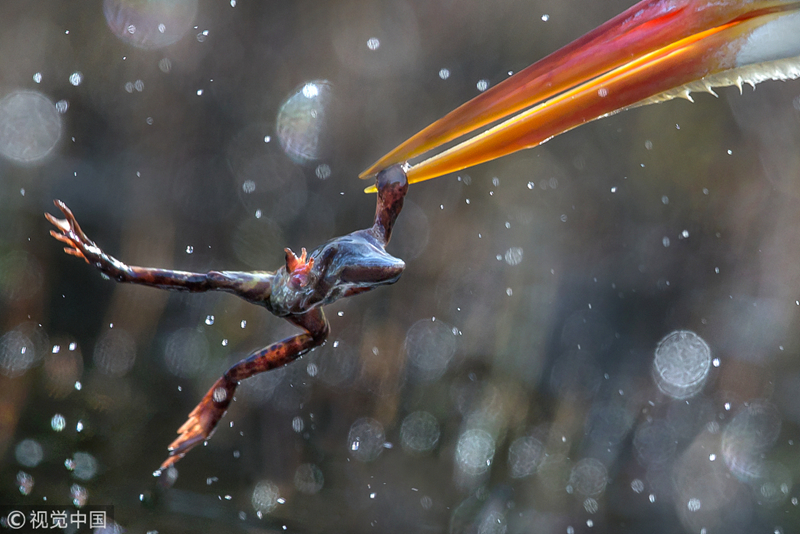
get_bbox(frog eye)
[285,247,314,288]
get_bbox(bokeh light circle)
[71,452,99,481]
[653,330,712,399]
[455,429,495,476]
[722,399,782,481]
[164,328,209,379]
[15,439,43,467]
[569,458,608,496]
[348,417,385,462]
[93,329,136,377]
[0,91,61,164]
[0,330,35,378]
[404,318,457,382]
[251,480,280,514]
[103,0,198,49]
[508,436,544,478]
[400,411,440,454]
[294,463,324,494]
[276,80,333,165]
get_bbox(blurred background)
[1,0,800,532]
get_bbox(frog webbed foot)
[45,200,95,263]
[160,376,237,469]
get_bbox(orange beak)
[361,0,800,192]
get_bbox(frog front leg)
[160,307,329,469]
[46,200,274,305]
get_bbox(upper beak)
[361,0,800,191]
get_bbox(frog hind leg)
[159,309,329,470]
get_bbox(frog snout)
[382,257,405,281]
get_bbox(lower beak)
[361,0,800,191]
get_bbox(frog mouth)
[360,0,800,190]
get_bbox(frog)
[46,164,409,470]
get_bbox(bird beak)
[361,0,800,192]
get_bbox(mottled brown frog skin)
[47,165,408,470]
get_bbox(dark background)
[2,0,800,533]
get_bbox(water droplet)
[186,245,194,254]
[366,37,380,50]
[292,416,304,433]
[33,72,42,83]
[51,414,66,432]
[438,68,450,80]
[212,387,227,403]
[205,315,215,325]
[69,72,83,86]
[315,164,331,180]
[476,79,490,92]
[17,471,34,495]
[504,247,523,266]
